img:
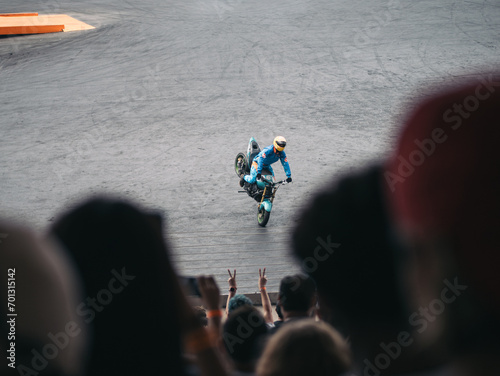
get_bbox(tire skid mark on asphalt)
[450,0,500,51]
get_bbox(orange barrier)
[0,24,64,35]
[44,15,95,32]
[0,13,39,17]
[0,13,94,35]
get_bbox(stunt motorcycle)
[235,137,288,227]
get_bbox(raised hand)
[259,268,267,290]
[197,275,220,311]
[227,269,237,289]
[258,268,273,324]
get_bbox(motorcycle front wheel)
[257,207,270,227]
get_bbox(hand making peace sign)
[227,269,237,289]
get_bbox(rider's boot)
[239,177,245,187]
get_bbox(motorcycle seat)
[248,140,261,167]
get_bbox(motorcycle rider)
[240,136,292,187]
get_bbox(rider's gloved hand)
[286,177,292,183]
[256,173,262,180]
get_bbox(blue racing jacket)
[254,145,291,178]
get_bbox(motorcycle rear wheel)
[235,152,248,177]
[257,207,270,227]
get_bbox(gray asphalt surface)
[1,0,499,292]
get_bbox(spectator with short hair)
[270,274,316,333]
[228,294,254,313]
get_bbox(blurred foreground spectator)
[0,220,87,376]
[384,75,500,376]
[256,319,351,376]
[222,306,268,375]
[194,306,208,327]
[291,165,438,374]
[50,196,228,376]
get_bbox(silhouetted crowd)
[1,75,499,376]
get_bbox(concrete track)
[1,0,499,292]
